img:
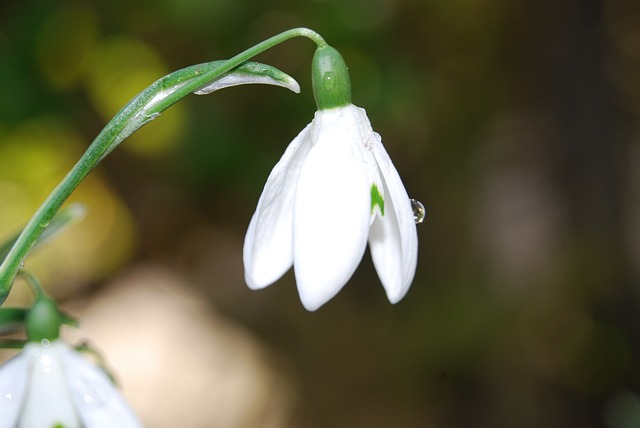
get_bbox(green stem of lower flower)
[0,27,326,304]
[19,270,46,298]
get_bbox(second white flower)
[244,103,418,311]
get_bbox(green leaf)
[0,203,86,266]
[61,311,79,328]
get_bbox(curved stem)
[18,270,46,298]
[149,27,326,114]
[0,27,326,303]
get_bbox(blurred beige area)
[64,264,295,428]
[0,263,297,428]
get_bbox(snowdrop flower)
[0,340,141,428]
[244,45,419,311]
[0,296,141,428]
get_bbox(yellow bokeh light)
[35,5,99,90]
[0,117,136,305]
[84,36,186,157]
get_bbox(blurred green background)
[1,0,640,427]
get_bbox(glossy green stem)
[0,27,326,303]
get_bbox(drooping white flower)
[243,45,419,311]
[0,340,141,428]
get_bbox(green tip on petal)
[371,184,385,217]
[312,45,352,110]
[26,296,63,342]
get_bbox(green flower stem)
[0,27,326,304]
[19,270,45,298]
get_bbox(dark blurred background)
[1,0,640,427]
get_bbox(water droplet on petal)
[76,375,108,408]
[4,393,13,401]
[410,199,426,224]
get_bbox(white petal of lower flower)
[59,343,142,428]
[369,134,418,303]
[293,109,371,311]
[19,342,81,428]
[244,122,314,289]
[0,349,29,428]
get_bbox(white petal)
[243,122,314,289]
[59,343,142,428]
[347,105,386,222]
[369,133,418,303]
[19,342,81,428]
[293,108,371,311]
[0,349,29,428]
